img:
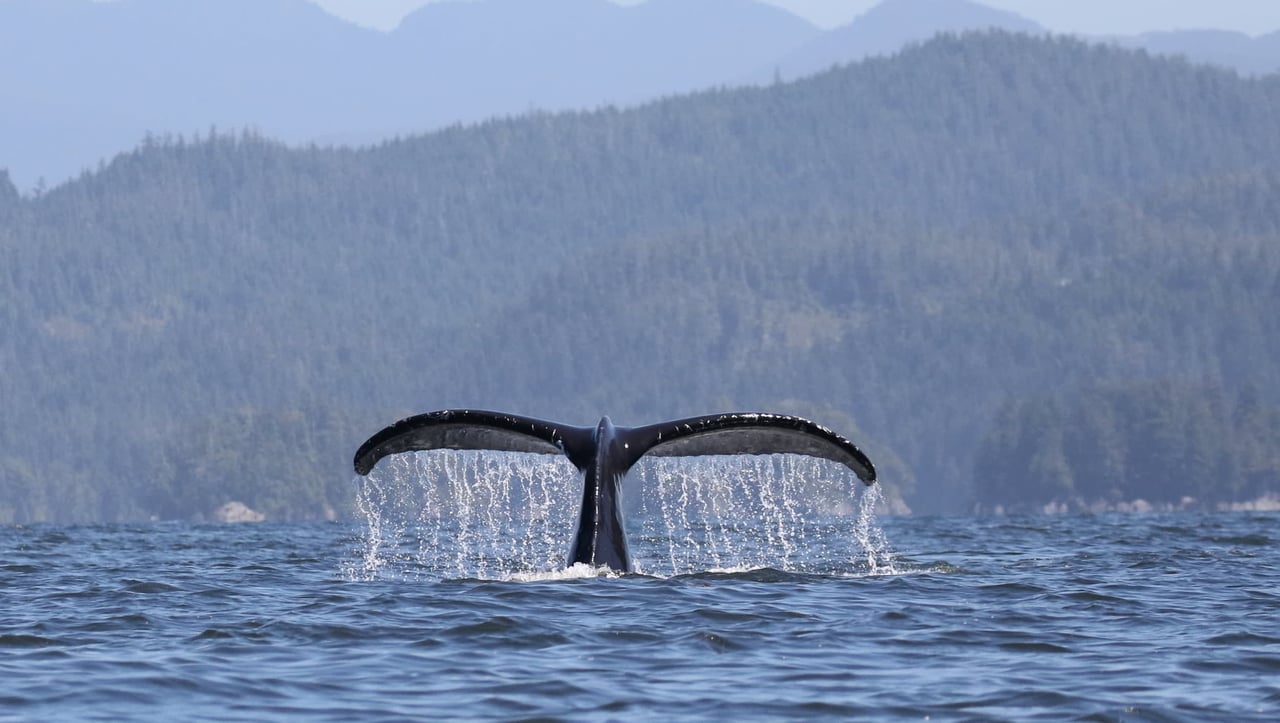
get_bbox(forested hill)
[3,32,1279,522]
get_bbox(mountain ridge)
[3,0,1277,191]
[768,0,1045,80]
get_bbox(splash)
[853,481,900,575]
[630,455,899,576]
[347,450,897,581]
[345,451,578,581]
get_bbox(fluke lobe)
[353,410,877,573]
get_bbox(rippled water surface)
[3,512,1278,720]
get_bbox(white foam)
[504,562,617,582]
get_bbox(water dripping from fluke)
[345,410,897,581]
[345,450,579,582]
[346,449,898,581]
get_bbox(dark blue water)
[3,512,1278,720]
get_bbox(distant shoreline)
[978,494,1280,516]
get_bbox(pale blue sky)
[310,0,1280,35]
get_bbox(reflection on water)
[349,450,897,580]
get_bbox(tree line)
[974,382,1280,512]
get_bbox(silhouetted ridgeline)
[2,33,1279,521]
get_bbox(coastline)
[979,494,1280,516]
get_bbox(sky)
[309,0,1280,36]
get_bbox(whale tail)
[353,409,876,571]
[354,409,875,482]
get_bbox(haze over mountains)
[2,0,1278,190]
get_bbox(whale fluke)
[616,412,875,483]
[353,409,876,572]
[353,410,594,475]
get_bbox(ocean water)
[2,464,1279,720]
